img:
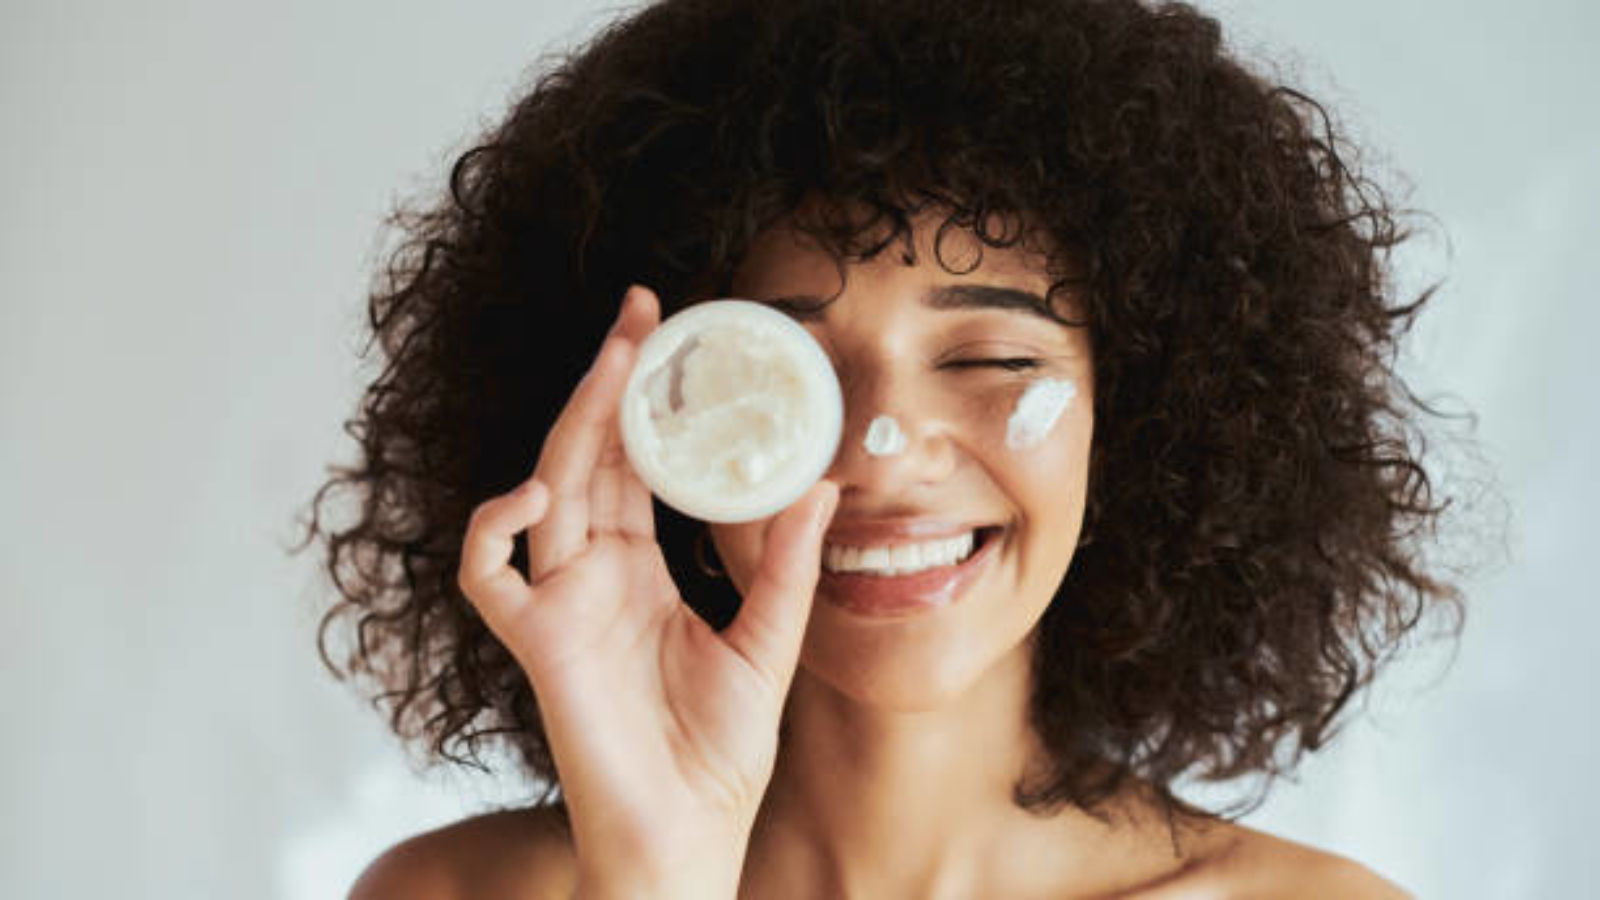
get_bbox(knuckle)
[455,562,479,598]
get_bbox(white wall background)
[2,2,1593,897]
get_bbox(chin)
[796,624,1020,713]
[804,669,976,713]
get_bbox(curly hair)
[295,0,1472,823]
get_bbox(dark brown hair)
[295,0,1479,822]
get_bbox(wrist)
[572,823,752,900]
[573,862,743,900]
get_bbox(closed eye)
[941,357,1042,372]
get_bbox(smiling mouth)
[816,525,1002,617]
[821,526,1003,577]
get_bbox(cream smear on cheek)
[863,414,908,456]
[1005,377,1078,450]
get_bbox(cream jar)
[619,299,843,523]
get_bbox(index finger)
[528,286,659,574]
[457,477,551,629]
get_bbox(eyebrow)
[761,284,1065,323]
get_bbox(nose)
[824,361,958,496]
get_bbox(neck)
[739,639,1222,899]
[742,642,1079,898]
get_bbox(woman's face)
[707,210,1095,711]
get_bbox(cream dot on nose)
[863,414,908,457]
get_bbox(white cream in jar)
[619,299,843,523]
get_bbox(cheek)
[973,380,1095,539]
[954,375,1088,462]
[1007,405,1093,501]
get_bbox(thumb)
[720,480,839,695]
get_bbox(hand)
[457,285,838,895]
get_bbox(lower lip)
[819,530,999,618]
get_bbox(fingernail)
[522,479,549,510]
[810,483,838,536]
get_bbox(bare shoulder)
[347,803,577,900]
[1168,823,1412,899]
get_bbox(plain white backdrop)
[2,1,1594,897]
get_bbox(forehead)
[729,206,1080,322]
[742,204,1050,271]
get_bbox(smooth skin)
[351,216,1412,899]
[447,283,840,898]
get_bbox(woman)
[303,0,1466,895]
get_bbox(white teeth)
[859,547,892,570]
[822,531,977,576]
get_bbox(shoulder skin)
[347,805,577,900]
[346,805,1409,900]
[1166,824,1415,900]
